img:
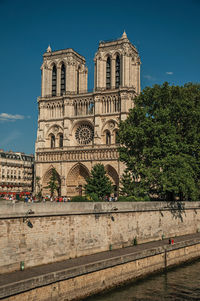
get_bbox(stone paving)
[0,232,200,288]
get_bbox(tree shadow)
[166,201,186,222]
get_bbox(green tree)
[46,168,60,197]
[118,82,200,202]
[119,169,135,197]
[85,164,113,200]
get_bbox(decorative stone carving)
[109,122,115,129]
[47,45,52,53]
[54,126,59,133]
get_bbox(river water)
[85,259,200,300]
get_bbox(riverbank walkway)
[0,233,200,299]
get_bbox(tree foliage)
[119,169,135,197]
[118,82,200,202]
[46,168,60,197]
[84,164,113,200]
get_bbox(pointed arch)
[104,130,111,145]
[52,64,57,96]
[50,134,55,148]
[105,164,119,194]
[66,163,90,196]
[106,56,111,89]
[115,55,120,88]
[114,129,119,144]
[58,133,63,147]
[61,63,66,95]
[42,166,61,196]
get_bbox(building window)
[115,130,119,144]
[106,57,111,89]
[59,133,63,148]
[52,65,57,96]
[50,134,55,148]
[106,130,111,145]
[61,64,66,95]
[116,55,120,88]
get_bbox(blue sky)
[0,0,199,154]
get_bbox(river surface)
[85,259,200,300]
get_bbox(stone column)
[41,67,44,97]
[137,64,140,93]
[122,55,125,87]
[47,68,52,96]
[124,56,128,87]
[94,61,97,90]
[94,95,102,145]
[66,64,72,92]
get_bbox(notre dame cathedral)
[35,32,141,197]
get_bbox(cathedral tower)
[35,32,141,197]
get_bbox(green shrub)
[87,193,101,202]
[118,196,128,202]
[71,196,88,202]
[133,237,138,245]
[118,195,150,202]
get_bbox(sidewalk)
[0,233,200,298]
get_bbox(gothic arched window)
[52,65,57,96]
[106,57,111,89]
[106,130,111,145]
[61,64,66,95]
[50,134,55,148]
[116,55,120,88]
[59,133,63,148]
[115,130,119,144]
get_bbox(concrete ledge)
[0,201,200,219]
[0,235,200,299]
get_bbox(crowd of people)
[1,194,118,203]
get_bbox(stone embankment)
[0,202,200,275]
[0,202,200,299]
[0,233,200,300]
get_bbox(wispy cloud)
[0,113,29,123]
[166,72,173,75]
[143,74,156,81]
[1,130,22,146]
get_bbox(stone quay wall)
[1,236,200,301]
[0,202,200,274]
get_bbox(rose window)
[75,124,94,144]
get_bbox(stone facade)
[0,150,34,194]
[35,32,141,197]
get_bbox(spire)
[121,30,127,39]
[46,45,52,53]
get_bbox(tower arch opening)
[52,65,57,96]
[106,56,111,89]
[61,63,66,95]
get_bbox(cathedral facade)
[35,32,141,197]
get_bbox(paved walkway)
[0,232,200,289]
